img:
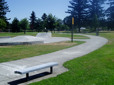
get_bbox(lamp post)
[71,17,74,42]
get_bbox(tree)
[41,13,47,21]
[29,11,36,30]
[11,17,20,32]
[106,0,114,30]
[92,14,100,35]
[0,0,10,19]
[20,18,29,34]
[63,16,72,29]
[55,18,63,31]
[0,0,10,31]
[41,13,47,30]
[0,18,6,31]
[35,18,42,32]
[66,0,88,33]
[88,0,106,19]
[88,0,106,31]
[47,14,56,33]
[62,24,70,31]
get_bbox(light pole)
[71,17,74,42]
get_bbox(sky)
[5,0,109,23]
[6,0,71,22]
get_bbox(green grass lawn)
[52,33,90,39]
[0,41,85,63]
[29,32,114,85]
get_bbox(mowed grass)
[0,32,86,63]
[0,41,84,63]
[52,33,89,39]
[0,32,38,37]
[29,32,114,85]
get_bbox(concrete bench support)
[14,62,58,80]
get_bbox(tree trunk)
[24,30,26,34]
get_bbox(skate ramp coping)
[36,33,52,38]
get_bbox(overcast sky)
[6,0,109,23]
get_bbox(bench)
[14,62,58,80]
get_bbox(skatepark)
[0,33,108,85]
[0,33,70,46]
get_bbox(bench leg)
[26,73,29,81]
[50,67,53,73]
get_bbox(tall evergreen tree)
[106,0,114,30]
[0,0,10,19]
[29,11,36,30]
[88,0,106,31]
[88,0,106,19]
[11,18,20,32]
[41,13,47,29]
[0,0,10,31]
[41,13,47,21]
[66,0,88,33]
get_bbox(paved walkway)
[0,34,108,85]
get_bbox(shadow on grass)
[8,72,51,85]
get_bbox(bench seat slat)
[15,62,58,74]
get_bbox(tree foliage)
[41,13,47,21]
[66,0,107,32]
[47,14,56,32]
[29,11,36,30]
[66,0,89,32]
[11,18,20,32]
[88,0,106,19]
[0,18,6,30]
[0,0,10,19]
[1,0,114,32]
[106,0,114,30]
[0,0,10,31]
[63,16,72,29]
[35,18,42,32]
[20,18,29,34]
[92,14,99,31]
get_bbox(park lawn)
[52,33,90,39]
[29,32,114,85]
[0,41,85,63]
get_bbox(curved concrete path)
[0,34,108,85]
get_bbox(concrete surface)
[0,35,44,46]
[0,33,70,46]
[36,32,52,38]
[0,34,108,85]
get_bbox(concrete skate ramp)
[0,36,11,39]
[0,36,44,46]
[36,33,51,38]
